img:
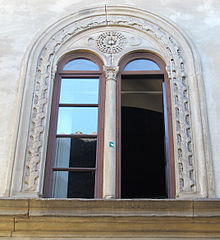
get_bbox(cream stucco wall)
[0,0,220,197]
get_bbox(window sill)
[0,198,220,238]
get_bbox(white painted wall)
[0,0,220,197]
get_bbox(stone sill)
[0,198,220,217]
[0,198,220,238]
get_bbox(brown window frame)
[116,52,175,198]
[43,52,105,198]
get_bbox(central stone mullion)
[103,66,119,199]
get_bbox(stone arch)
[9,5,214,198]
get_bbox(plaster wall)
[0,0,219,197]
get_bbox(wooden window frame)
[43,52,105,198]
[116,52,176,198]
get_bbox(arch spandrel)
[9,5,214,199]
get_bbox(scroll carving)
[22,13,196,196]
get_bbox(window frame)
[43,52,105,198]
[116,52,176,198]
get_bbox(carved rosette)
[96,32,126,54]
[22,13,197,197]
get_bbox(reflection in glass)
[54,138,97,168]
[121,76,163,112]
[57,107,98,134]
[54,138,71,168]
[63,59,99,71]
[52,171,95,198]
[122,94,163,113]
[124,59,160,71]
[60,78,99,104]
[122,76,162,91]
[52,171,69,198]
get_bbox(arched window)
[44,51,175,199]
[117,52,175,198]
[44,52,105,198]
[10,7,212,199]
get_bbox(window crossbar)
[53,167,96,172]
[56,134,97,138]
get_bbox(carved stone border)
[9,6,214,198]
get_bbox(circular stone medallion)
[96,32,126,54]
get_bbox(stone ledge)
[29,199,194,217]
[0,199,28,216]
[194,200,220,216]
[0,199,219,238]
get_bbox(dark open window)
[117,53,175,198]
[44,52,104,198]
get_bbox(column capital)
[103,66,119,81]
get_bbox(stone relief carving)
[96,31,126,54]
[87,37,96,46]
[129,36,142,46]
[18,8,211,198]
[103,66,119,81]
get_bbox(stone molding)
[0,199,220,238]
[8,5,214,198]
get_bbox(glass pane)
[122,76,162,91]
[122,94,163,113]
[68,172,95,198]
[52,171,95,198]
[54,138,71,168]
[63,59,99,71]
[60,78,99,104]
[57,107,98,134]
[124,59,160,71]
[69,138,96,167]
[52,171,69,198]
[54,137,97,168]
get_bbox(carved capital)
[103,66,119,82]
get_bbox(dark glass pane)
[63,59,99,71]
[60,78,99,104]
[124,59,160,71]
[122,94,163,113]
[52,171,95,198]
[69,138,96,168]
[68,172,95,198]
[121,77,163,112]
[122,76,162,91]
[54,137,97,168]
[57,107,98,134]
